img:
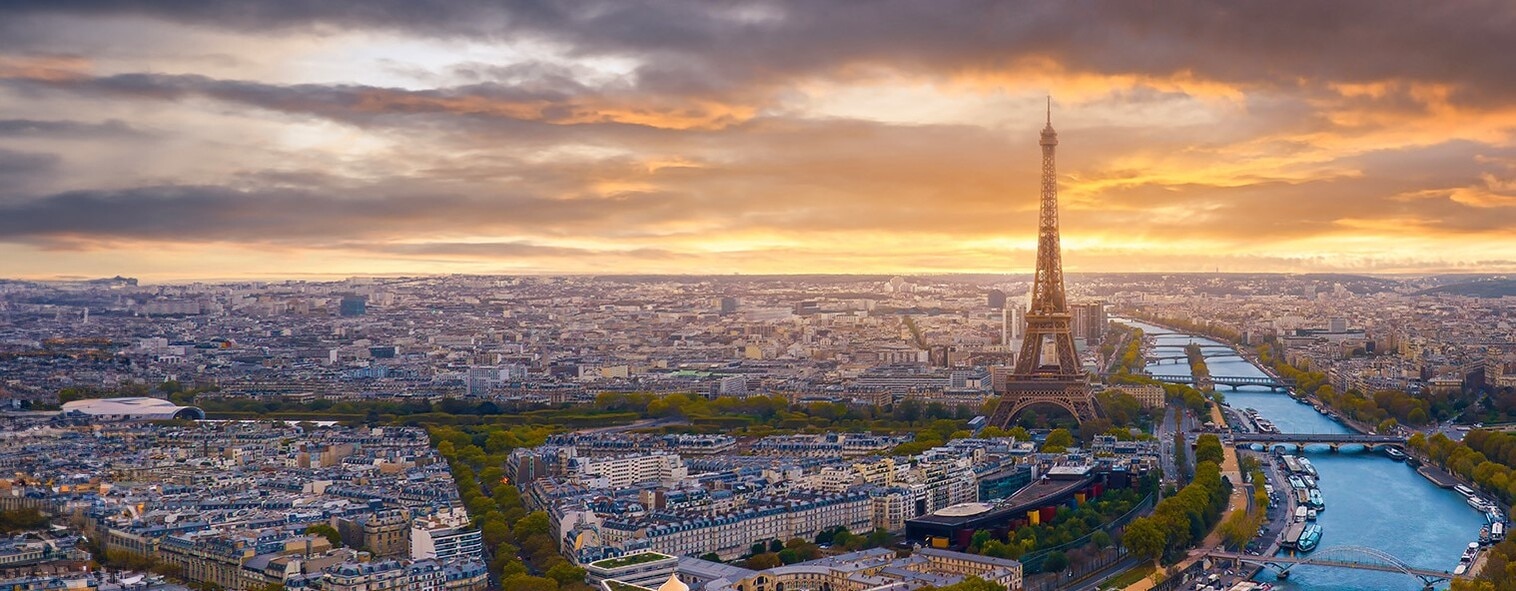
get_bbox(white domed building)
[58,397,205,421]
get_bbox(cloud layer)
[1,1,1515,280]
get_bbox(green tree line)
[430,424,591,591]
[1120,460,1231,563]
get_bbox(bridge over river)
[1208,546,1454,589]
[1101,372,1297,391]
[1146,373,1295,391]
[1231,433,1406,447]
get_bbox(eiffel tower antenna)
[988,99,1103,427]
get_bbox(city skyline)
[3,2,1516,281]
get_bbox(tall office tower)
[988,101,1103,428]
[987,289,1007,310]
[1070,302,1107,344]
[1001,305,1025,347]
[339,295,367,317]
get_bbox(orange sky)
[1,2,1514,281]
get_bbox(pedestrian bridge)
[1146,373,1295,391]
[1208,547,1451,589]
[1231,432,1407,450]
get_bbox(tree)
[969,529,992,553]
[1090,530,1112,550]
[1122,517,1166,562]
[1041,551,1069,573]
[0,508,50,533]
[1217,510,1260,550]
[769,539,785,553]
[546,562,587,587]
[895,399,925,424]
[744,553,781,569]
[500,574,558,591]
[1194,434,1224,465]
[1043,428,1075,453]
[481,520,513,548]
[305,524,343,548]
[513,511,552,541]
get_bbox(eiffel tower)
[988,99,1103,428]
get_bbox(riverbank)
[1121,403,1248,591]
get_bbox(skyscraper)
[987,289,1007,310]
[339,295,367,317]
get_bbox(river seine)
[1125,320,1484,590]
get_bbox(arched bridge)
[1231,433,1406,449]
[1146,373,1295,391]
[1208,546,1452,588]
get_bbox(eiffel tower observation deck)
[988,99,1103,428]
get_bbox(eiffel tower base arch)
[988,381,1103,428]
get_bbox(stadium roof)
[60,397,205,420]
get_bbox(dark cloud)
[0,118,142,138]
[0,148,58,175]
[4,1,1514,105]
[0,184,705,245]
[1,2,1514,274]
[0,148,60,194]
[351,241,691,261]
[0,149,61,200]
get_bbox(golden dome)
[656,573,689,591]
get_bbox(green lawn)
[1102,562,1157,589]
[591,552,674,570]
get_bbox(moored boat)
[1281,522,1306,549]
[1385,448,1407,461]
[1308,488,1325,510]
[1297,523,1323,552]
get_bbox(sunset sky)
[2,2,1515,281]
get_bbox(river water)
[1124,320,1485,591]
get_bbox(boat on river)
[1298,523,1323,552]
[1385,448,1407,461]
[1308,508,1318,521]
[1281,522,1306,549]
[1299,457,1318,477]
[1308,488,1325,510]
[1294,506,1308,522]
[1288,475,1306,490]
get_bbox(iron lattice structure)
[988,100,1103,428]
